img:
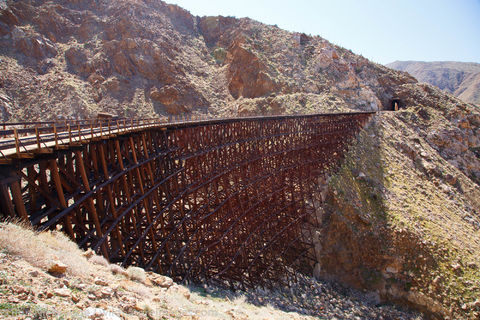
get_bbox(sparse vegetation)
[126,266,147,283]
[322,111,480,318]
[212,47,227,64]
[0,221,92,277]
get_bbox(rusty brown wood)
[49,159,75,239]
[10,179,29,222]
[114,139,146,263]
[128,135,161,267]
[75,150,109,258]
[26,166,38,212]
[0,183,15,218]
[98,143,125,256]
[0,112,373,287]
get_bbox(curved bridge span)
[0,112,373,287]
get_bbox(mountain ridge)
[0,0,421,121]
[387,60,480,105]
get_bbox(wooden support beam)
[10,180,29,223]
[49,159,75,239]
[75,150,109,259]
[0,183,15,218]
[129,136,161,268]
[98,143,125,256]
[114,139,146,263]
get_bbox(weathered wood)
[0,183,15,218]
[10,180,29,222]
[98,143,125,256]
[75,150,109,258]
[49,159,75,239]
[0,113,373,287]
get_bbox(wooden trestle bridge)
[0,112,373,287]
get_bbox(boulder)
[48,261,67,275]
[12,27,57,60]
[84,307,121,320]
[167,284,191,300]
[147,272,174,288]
[65,46,88,74]
[53,288,71,298]
[0,8,19,27]
[227,42,279,99]
[150,86,179,105]
[112,51,135,76]
[94,277,108,286]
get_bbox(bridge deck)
[0,112,374,162]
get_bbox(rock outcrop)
[0,0,422,121]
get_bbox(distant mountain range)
[387,61,480,105]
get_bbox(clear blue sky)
[164,0,480,65]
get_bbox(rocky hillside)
[0,0,480,319]
[387,61,480,105]
[0,0,420,121]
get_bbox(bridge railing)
[0,112,375,162]
[0,117,179,162]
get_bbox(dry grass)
[0,221,92,277]
[126,266,146,283]
[89,254,109,267]
[109,263,127,276]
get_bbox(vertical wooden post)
[35,126,41,149]
[0,183,15,218]
[54,125,58,148]
[128,136,161,267]
[49,159,74,239]
[114,139,146,263]
[10,180,29,222]
[98,143,125,256]
[27,166,38,212]
[75,150,109,259]
[14,128,20,156]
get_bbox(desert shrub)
[126,266,146,283]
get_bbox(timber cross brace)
[0,112,373,288]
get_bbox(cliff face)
[0,0,419,121]
[1,0,480,319]
[387,61,480,105]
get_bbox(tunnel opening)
[390,98,401,111]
